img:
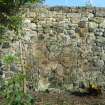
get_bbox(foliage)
[0,1,45,104]
[0,0,44,12]
[3,54,18,65]
[0,0,45,42]
[8,15,22,34]
[2,73,34,105]
[0,25,7,43]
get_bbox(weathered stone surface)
[81,17,88,22]
[24,22,37,30]
[96,36,105,43]
[78,21,87,28]
[71,17,81,24]
[95,10,105,17]
[88,13,94,18]
[89,22,98,29]
[78,28,88,37]
[101,53,105,60]
[95,31,103,36]
[100,20,105,28]
[4,7,105,89]
[89,17,104,23]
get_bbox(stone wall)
[5,6,105,90]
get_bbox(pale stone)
[101,53,105,60]
[24,19,31,23]
[89,33,96,40]
[64,84,73,90]
[89,22,98,29]
[56,64,64,76]
[96,36,105,43]
[38,78,50,91]
[100,20,105,28]
[71,17,80,24]
[88,13,94,18]
[81,17,88,22]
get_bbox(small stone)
[89,17,104,24]
[24,23,36,30]
[95,31,103,36]
[100,20,105,28]
[97,60,104,68]
[88,13,94,18]
[89,33,96,40]
[99,28,105,32]
[38,78,50,91]
[56,64,64,76]
[75,27,80,33]
[92,46,102,52]
[101,53,105,60]
[96,36,105,43]
[81,17,88,22]
[64,84,74,91]
[10,63,18,72]
[89,22,98,29]
[24,19,31,23]
[95,28,105,33]
[78,21,87,28]
[78,28,88,37]
[68,30,76,38]
[71,17,80,24]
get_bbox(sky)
[44,0,105,7]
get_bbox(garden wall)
[3,6,105,90]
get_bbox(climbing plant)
[3,73,34,105]
[0,0,45,42]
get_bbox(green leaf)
[3,54,18,64]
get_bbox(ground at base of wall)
[0,91,105,105]
[32,91,105,105]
